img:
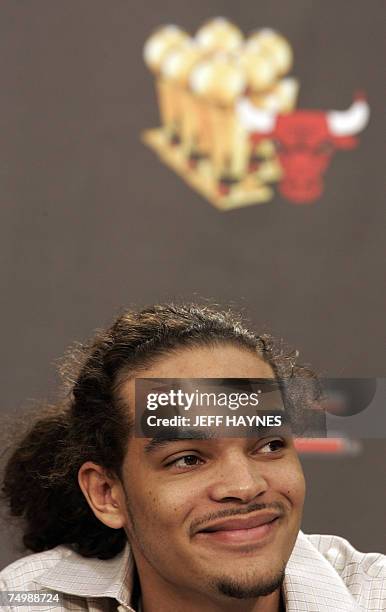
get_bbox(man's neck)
[138,582,283,612]
[129,543,286,612]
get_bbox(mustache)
[189,501,286,536]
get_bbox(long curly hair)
[1,303,318,559]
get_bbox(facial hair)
[214,566,285,599]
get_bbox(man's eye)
[259,439,285,454]
[169,455,204,470]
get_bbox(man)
[0,304,384,611]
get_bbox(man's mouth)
[194,511,282,546]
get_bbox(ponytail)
[1,405,127,559]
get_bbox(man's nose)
[207,454,268,503]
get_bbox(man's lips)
[197,511,281,533]
[194,511,282,546]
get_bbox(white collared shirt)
[0,532,384,611]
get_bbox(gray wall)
[1,0,385,568]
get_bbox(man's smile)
[193,510,282,547]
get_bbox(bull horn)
[327,97,370,136]
[236,97,276,133]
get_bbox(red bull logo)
[237,94,370,203]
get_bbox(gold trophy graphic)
[142,18,298,210]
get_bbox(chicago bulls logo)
[237,94,370,203]
[142,18,370,209]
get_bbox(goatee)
[215,568,285,599]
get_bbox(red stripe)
[294,438,347,453]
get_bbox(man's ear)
[78,461,127,529]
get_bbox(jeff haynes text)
[146,415,283,427]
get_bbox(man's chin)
[212,568,285,600]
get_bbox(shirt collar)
[35,543,134,609]
[35,531,361,611]
[283,531,362,611]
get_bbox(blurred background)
[0,0,385,567]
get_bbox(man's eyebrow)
[251,425,290,438]
[143,430,214,454]
[142,424,291,454]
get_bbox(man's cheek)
[124,489,163,542]
[287,471,306,508]
[275,461,305,504]
[131,485,177,527]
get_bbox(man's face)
[119,345,306,603]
